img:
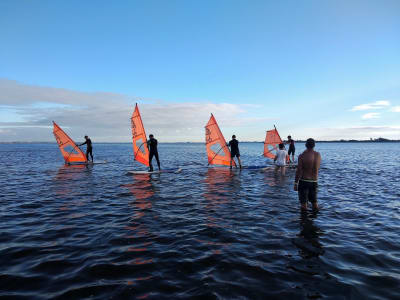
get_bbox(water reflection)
[293,211,324,257]
[121,174,156,267]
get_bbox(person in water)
[286,135,295,163]
[294,138,321,211]
[274,143,288,175]
[228,135,242,169]
[79,135,93,162]
[147,134,160,172]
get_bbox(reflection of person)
[286,135,295,163]
[79,135,93,162]
[294,138,321,211]
[228,135,242,169]
[274,143,287,175]
[147,134,160,172]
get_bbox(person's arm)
[274,150,278,162]
[294,154,303,191]
[79,140,87,146]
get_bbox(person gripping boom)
[147,134,160,172]
[228,135,242,169]
[294,138,321,211]
[79,135,93,162]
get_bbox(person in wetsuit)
[79,135,93,162]
[147,134,160,172]
[294,138,321,211]
[287,135,295,163]
[228,135,242,169]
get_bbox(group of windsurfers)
[78,134,321,211]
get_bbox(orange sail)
[53,121,87,164]
[263,126,283,159]
[131,103,150,167]
[205,114,236,167]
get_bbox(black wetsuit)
[288,139,295,156]
[147,138,160,171]
[228,139,240,158]
[81,138,93,161]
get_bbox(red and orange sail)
[131,104,150,167]
[53,121,87,164]
[205,114,235,167]
[264,126,290,162]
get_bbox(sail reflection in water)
[121,174,157,267]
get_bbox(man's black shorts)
[298,180,318,204]
[288,146,295,156]
[231,152,240,158]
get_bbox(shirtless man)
[294,138,321,210]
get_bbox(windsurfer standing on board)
[147,134,160,172]
[294,138,321,211]
[286,135,295,163]
[274,143,288,175]
[228,135,242,169]
[79,135,93,162]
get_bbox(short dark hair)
[306,138,315,149]
[232,135,236,139]
[149,134,154,138]
[279,143,284,149]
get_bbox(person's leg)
[89,148,93,161]
[298,181,308,210]
[149,152,154,171]
[86,149,89,161]
[309,183,319,211]
[281,166,286,176]
[154,152,160,170]
[237,155,242,168]
[230,155,233,169]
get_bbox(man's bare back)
[295,149,321,181]
[294,138,321,210]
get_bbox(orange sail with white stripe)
[53,121,87,164]
[131,104,150,167]
[263,126,284,159]
[205,114,235,167]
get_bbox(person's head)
[232,135,236,139]
[288,135,291,139]
[149,134,154,139]
[279,143,284,149]
[306,138,315,149]
[84,135,88,139]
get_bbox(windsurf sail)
[131,103,150,167]
[263,125,283,159]
[53,121,88,164]
[205,114,236,167]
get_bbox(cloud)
[350,100,390,111]
[361,112,381,119]
[390,106,400,112]
[0,79,269,142]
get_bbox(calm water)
[0,142,399,299]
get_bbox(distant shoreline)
[1,139,400,144]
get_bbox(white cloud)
[390,106,400,112]
[350,100,390,111]
[0,79,270,142]
[362,112,380,119]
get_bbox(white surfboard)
[128,168,182,174]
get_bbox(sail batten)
[205,114,235,167]
[53,121,87,164]
[131,104,150,167]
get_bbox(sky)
[0,0,399,142]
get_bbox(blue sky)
[0,0,399,142]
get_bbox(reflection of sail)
[205,114,235,167]
[121,174,156,268]
[53,121,87,164]
[200,168,239,254]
